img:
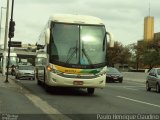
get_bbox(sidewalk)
[0,74,17,87]
[0,75,71,120]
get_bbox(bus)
[35,52,47,65]
[35,52,47,81]
[35,14,114,94]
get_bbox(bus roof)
[49,14,104,25]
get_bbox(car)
[15,65,35,80]
[146,68,160,93]
[106,67,123,83]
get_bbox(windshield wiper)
[81,42,92,65]
[82,48,92,65]
[66,47,78,63]
[66,40,79,63]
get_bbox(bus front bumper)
[45,73,106,88]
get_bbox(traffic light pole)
[5,0,15,83]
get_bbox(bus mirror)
[106,32,114,48]
[45,28,50,44]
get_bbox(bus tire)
[45,84,52,92]
[87,88,95,95]
[36,73,41,85]
[43,69,51,92]
[37,79,41,85]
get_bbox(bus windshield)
[50,23,107,68]
[36,57,47,65]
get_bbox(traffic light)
[8,21,15,38]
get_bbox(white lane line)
[107,85,146,90]
[117,96,160,108]
[122,87,138,91]
[125,81,145,85]
[25,93,72,120]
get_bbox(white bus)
[35,52,47,81]
[35,14,113,94]
[35,52,47,65]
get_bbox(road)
[6,72,160,120]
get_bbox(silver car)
[146,68,160,92]
[15,65,35,80]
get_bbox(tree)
[142,40,160,69]
[107,41,131,67]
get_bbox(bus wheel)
[45,84,52,92]
[37,79,41,85]
[87,88,95,95]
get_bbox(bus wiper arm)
[82,48,92,65]
[66,47,78,63]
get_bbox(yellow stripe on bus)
[54,65,81,74]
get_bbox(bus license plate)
[73,81,83,85]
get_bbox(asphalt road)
[8,75,160,120]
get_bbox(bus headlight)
[47,65,62,74]
[47,66,52,71]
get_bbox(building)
[144,16,154,41]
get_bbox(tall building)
[144,16,154,41]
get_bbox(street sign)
[8,41,21,47]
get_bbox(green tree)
[142,40,160,69]
[107,41,131,67]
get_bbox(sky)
[0,0,160,46]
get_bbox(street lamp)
[0,7,6,41]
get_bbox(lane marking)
[107,85,145,91]
[25,93,72,120]
[122,87,138,91]
[107,85,145,88]
[117,96,160,108]
[125,81,145,85]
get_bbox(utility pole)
[2,0,9,76]
[5,0,15,83]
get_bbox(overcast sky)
[0,0,160,46]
